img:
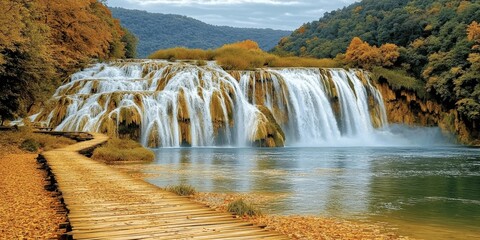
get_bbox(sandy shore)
[193,192,411,240]
[111,163,412,240]
[0,153,65,238]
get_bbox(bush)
[372,67,426,98]
[0,126,76,153]
[92,138,154,162]
[149,40,342,70]
[227,199,261,217]
[195,60,207,66]
[20,139,40,152]
[166,184,196,196]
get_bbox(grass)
[20,139,40,152]
[91,138,155,162]
[166,184,196,196]
[371,67,426,98]
[227,199,262,217]
[0,126,76,154]
[149,40,341,70]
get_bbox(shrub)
[20,139,40,152]
[166,184,196,196]
[227,199,261,217]
[372,67,426,98]
[0,126,76,153]
[195,60,207,66]
[149,40,342,70]
[91,138,155,162]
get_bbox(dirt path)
[0,153,65,239]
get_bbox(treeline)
[110,7,291,58]
[273,0,480,141]
[0,0,137,123]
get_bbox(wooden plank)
[41,132,286,239]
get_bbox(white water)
[36,60,401,147]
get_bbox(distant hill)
[110,7,291,58]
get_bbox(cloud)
[109,0,359,30]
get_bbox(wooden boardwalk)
[42,133,286,239]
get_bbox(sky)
[106,0,359,31]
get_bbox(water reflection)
[145,146,480,237]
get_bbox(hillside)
[110,7,291,58]
[273,0,480,144]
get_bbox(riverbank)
[194,192,410,240]
[110,163,412,240]
[0,129,74,238]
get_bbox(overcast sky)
[106,0,359,30]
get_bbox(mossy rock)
[253,105,285,147]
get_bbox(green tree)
[121,27,138,58]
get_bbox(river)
[138,143,480,239]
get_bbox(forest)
[0,0,137,123]
[273,0,480,142]
[110,7,291,58]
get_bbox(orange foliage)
[296,26,306,34]
[37,0,126,72]
[149,40,341,70]
[221,40,260,51]
[380,43,400,67]
[467,21,480,44]
[345,37,399,68]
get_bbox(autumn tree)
[467,21,480,44]
[0,0,133,123]
[0,0,54,122]
[37,0,126,74]
[345,37,399,69]
[380,43,400,67]
[345,37,368,67]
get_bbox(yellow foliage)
[221,39,260,50]
[467,53,480,70]
[467,21,480,44]
[149,40,341,70]
[0,127,76,154]
[92,138,154,162]
[424,24,433,32]
[353,6,363,14]
[345,37,399,68]
[380,43,400,67]
[411,38,425,49]
[457,1,471,13]
[296,26,306,34]
[149,47,214,60]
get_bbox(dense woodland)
[110,7,291,58]
[273,0,480,141]
[0,0,137,122]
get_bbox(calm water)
[142,146,480,239]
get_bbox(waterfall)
[34,60,388,147]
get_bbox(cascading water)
[34,60,389,147]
